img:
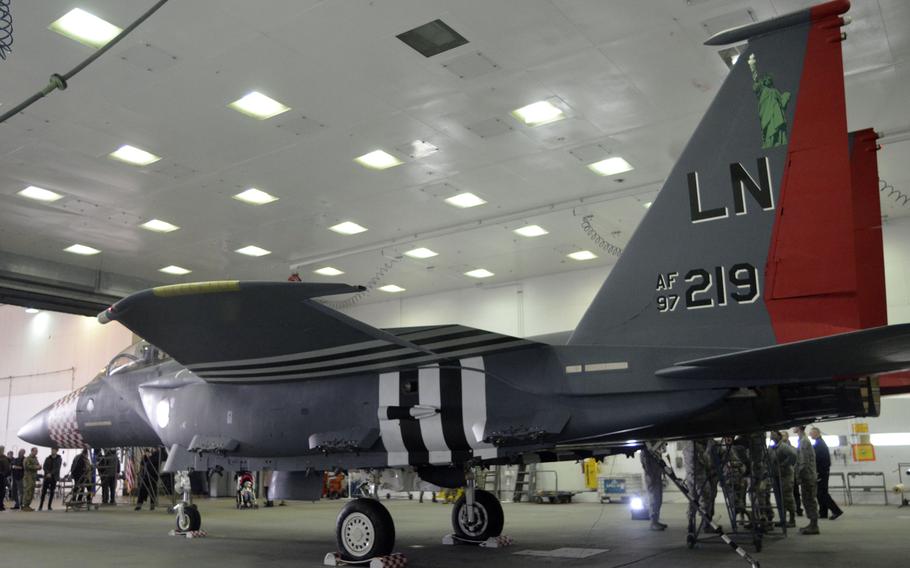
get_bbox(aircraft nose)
[18,386,88,448]
[17,407,54,447]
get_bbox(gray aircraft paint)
[17,2,904,480]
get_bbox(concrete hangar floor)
[1,498,905,567]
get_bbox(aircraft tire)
[176,505,202,532]
[451,489,504,541]
[335,498,395,561]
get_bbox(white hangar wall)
[0,307,133,452]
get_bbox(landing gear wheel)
[451,489,504,541]
[176,504,201,532]
[335,498,396,562]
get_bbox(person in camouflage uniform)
[722,436,749,526]
[770,431,797,527]
[748,431,773,527]
[640,442,668,531]
[21,447,40,512]
[682,438,718,534]
[793,425,819,535]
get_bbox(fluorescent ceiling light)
[329,221,368,235]
[64,244,100,256]
[235,245,271,257]
[233,188,279,205]
[588,156,634,177]
[514,224,548,238]
[465,268,494,279]
[49,8,122,48]
[378,284,406,293]
[109,145,161,166]
[315,266,344,276]
[444,192,486,208]
[405,247,438,259]
[18,186,63,202]
[568,250,598,261]
[511,100,566,127]
[643,201,652,208]
[228,91,291,120]
[159,265,191,275]
[354,150,403,170]
[140,219,179,233]
[25,308,40,314]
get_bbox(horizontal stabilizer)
[656,324,910,382]
[100,281,539,382]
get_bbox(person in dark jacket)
[135,448,160,511]
[39,447,62,511]
[97,449,120,505]
[10,449,25,510]
[0,446,9,511]
[810,427,843,520]
[69,449,91,503]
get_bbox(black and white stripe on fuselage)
[378,356,497,467]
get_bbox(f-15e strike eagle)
[18,0,910,561]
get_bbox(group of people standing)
[640,425,843,536]
[0,446,120,511]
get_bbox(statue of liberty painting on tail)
[748,53,791,149]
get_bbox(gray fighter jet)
[18,0,910,561]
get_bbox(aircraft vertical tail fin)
[569,1,872,349]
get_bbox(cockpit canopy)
[104,340,171,377]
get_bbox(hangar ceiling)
[0,0,909,314]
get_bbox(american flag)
[124,448,137,493]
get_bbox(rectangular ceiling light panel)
[405,247,438,259]
[315,266,344,276]
[109,145,161,166]
[65,244,100,255]
[378,284,406,293]
[159,265,191,275]
[445,192,486,208]
[49,8,122,48]
[235,245,271,257]
[512,100,566,127]
[587,156,634,177]
[330,221,368,235]
[568,250,597,261]
[465,268,494,278]
[141,219,179,233]
[397,19,468,58]
[514,225,548,238]
[233,188,279,205]
[228,91,291,120]
[355,150,403,170]
[18,186,63,202]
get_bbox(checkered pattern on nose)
[47,386,88,449]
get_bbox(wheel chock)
[441,534,513,548]
[322,552,407,567]
[168,529,207,539]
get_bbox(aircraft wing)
[656,324,910,382]
[99,281,539,382]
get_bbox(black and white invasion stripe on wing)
[378,356,497,467]
[188,325,534,382]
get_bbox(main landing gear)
[451,471,504,541]
[332,468,506,562]
[335,498,396,562]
